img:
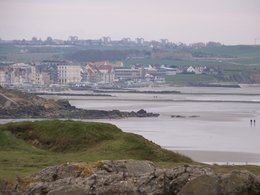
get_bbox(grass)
[210,164,260,175]
[165,74,216,83]
[124,45,260,67]
[124,58,225,67]
[0,120,192,179]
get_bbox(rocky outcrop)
[1,160,260,195]
[0,87,159,119]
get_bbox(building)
[186,66,206,74]
[31,64,52,85]
[8,63,32,85]
[160,39,169,45]
[146,65,158,77]
[0,68,6,85]
[40,60,68,84]
[97,65,114,83]
[158,65,178,76]
[101,37,111,44]
[136,38,145,45]
[84,64,100,83]
[57,65,82,84]
[121,38,131,45]
[91,61,124,68]
[114,68,141,81]
[187,66,196,73]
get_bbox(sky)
[0,0,260,45]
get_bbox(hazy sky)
[1,0,260,45]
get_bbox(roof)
[97,65,113,73]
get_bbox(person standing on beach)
[250,119,253,127]
[254,120,256,127]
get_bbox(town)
[0,58,221,92]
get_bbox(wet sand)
[173,150,260,165]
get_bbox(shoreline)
[172,149,260,165]
[42,95,260,104]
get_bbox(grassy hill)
[0,120,192,179]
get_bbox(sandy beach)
[173,150,260,165]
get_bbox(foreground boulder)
[1,160,260,195]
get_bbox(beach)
[61,86,260,164]
[3,85,260,165]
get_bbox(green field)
[124,45,260,67]
[124,58,226,67]
[165,74,217,83]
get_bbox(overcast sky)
[0,0,260,45]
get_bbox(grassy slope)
[0,120,191,179]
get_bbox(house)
[97,65,114,83]
[31,64,52,85]
[111,61,124,68]
[8,63,32,85]
[187,66,195,73]
[39,60,68,84]
[146,65,158,77]
[159,65,178,76]
[114,68,141,81]
[84,64,101,83]
[194,66,206,74]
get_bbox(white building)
[187,66,195,73]
[186,66,206,74]
[114,68,141,81]
[9,63,32,85]
[0,69,6,85]
[57,65,82,84]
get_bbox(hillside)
[0,120,191,179]
[0,86,159,119]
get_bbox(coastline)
[173,149,260,165]
[0,118,260,165]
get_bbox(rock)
[218,170,260,195]
[177,170,260,195]
[0,87,159,119]
[135,109,159,117]
[2,160,259,195]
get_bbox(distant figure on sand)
[250,119,253,127]
[254,120,256,126]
